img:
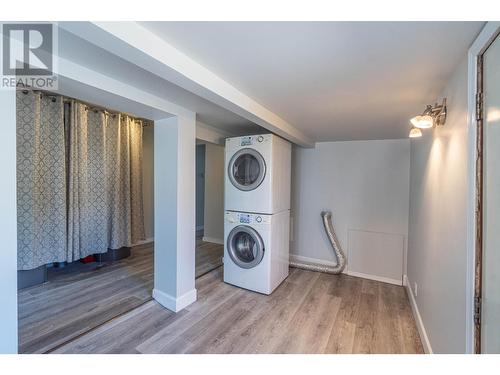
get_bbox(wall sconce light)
[409,127,422,138]
[408,98,447,138]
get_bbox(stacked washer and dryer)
[223,134,291,294]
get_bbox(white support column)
[0,88,18,353]
[153,114,197,312]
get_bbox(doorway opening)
[195,140,224,278]
[16,90,156,353]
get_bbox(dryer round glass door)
[228,148,266,191]
[227,225,265,269]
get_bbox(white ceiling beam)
[56,55,194,121]
[196,120,234,145]
[58,22,314,147]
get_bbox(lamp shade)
[409,127,422,138]
[410,115,434,129]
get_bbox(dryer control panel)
[225,134,271,148]
[239,135,267,146]
[240,136,253,146]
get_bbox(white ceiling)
[140,22,484,141]
[57,28,262,136]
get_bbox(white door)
[482,32,500,353]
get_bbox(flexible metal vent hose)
[290,211,346,275]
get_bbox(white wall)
[196,121,230,145]
[142,125,154,240]
[291,139,410,278]
[203,142,225,243]
[407,57,469,353]
[153,115,197,312]
[0,89,18,353]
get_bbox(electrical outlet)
[414,282,418,297]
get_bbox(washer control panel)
[239,214,251,224]
[225,212,270,225]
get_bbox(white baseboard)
[289,253,348,274]
[404,275,433,354]
[290,254,403,285]
[152,288,197,313]
[346,270,402,286]
[132,237,154,246]
[403,274,408,286]
[289,253,341,267]
[202,236,224,245]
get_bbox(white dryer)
[225,134,291,214]
[223,210,289,294]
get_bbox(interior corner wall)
[203,142,225,243]
[142,125,154,240]
[407,57,469,353]
[291,139,410,273]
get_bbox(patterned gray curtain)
[67,103,110,260]
[17,92,145,269]
[106,114,132,250]
[67,107,145,260]
[17,91,67,270]
[129,117,145,245]
[105,115,145,249]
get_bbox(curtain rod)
[20,88,153,126]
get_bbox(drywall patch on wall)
[407,57,469,353]
[291,139,410,279]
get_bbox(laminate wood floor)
[195,238,224,277]
[54,267,423,354]
[18,240,224,354]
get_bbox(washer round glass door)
[227,225,265,269]
[228,148,266,191]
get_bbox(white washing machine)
[225,134,291,214]
[223,210,290,294]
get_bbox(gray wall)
[196,144,206,231]
[291,139,410,273]
[407,57,469,353]
[203,143,225,243]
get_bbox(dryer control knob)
[257,136,264,142]
[256,216,262,223]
